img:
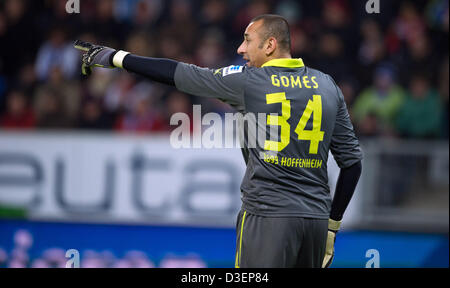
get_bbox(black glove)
[74,40,117,76]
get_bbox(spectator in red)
[77,97,112,130]
[115,84,166,133]
[0,90,35,129]
[162,90,193,132]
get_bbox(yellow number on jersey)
[264,92,291,152]
[264,93,324,154]
[295,95,324,154]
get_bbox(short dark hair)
[250,14,291,53]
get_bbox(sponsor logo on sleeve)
[222,65,243,77]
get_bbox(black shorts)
[235,209,328,268]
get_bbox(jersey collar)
[261,58,305,68]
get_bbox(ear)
[265,37,277,56]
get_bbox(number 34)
[264,92,324,154]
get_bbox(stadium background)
[0,0,448,268]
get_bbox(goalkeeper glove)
[74,40,118,76]
[322,218,341,268]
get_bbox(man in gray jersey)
[75,14,363,268]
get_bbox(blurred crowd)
[0,0,448,139]
[0,229,208,268]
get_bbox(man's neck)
[268,53,292,61]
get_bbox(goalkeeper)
[75,14,362,268]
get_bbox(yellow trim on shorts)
[235,210,247,268]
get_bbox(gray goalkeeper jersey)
[174,58,363,219]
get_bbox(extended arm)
[74,40,178,85]
[73,40,246,109]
